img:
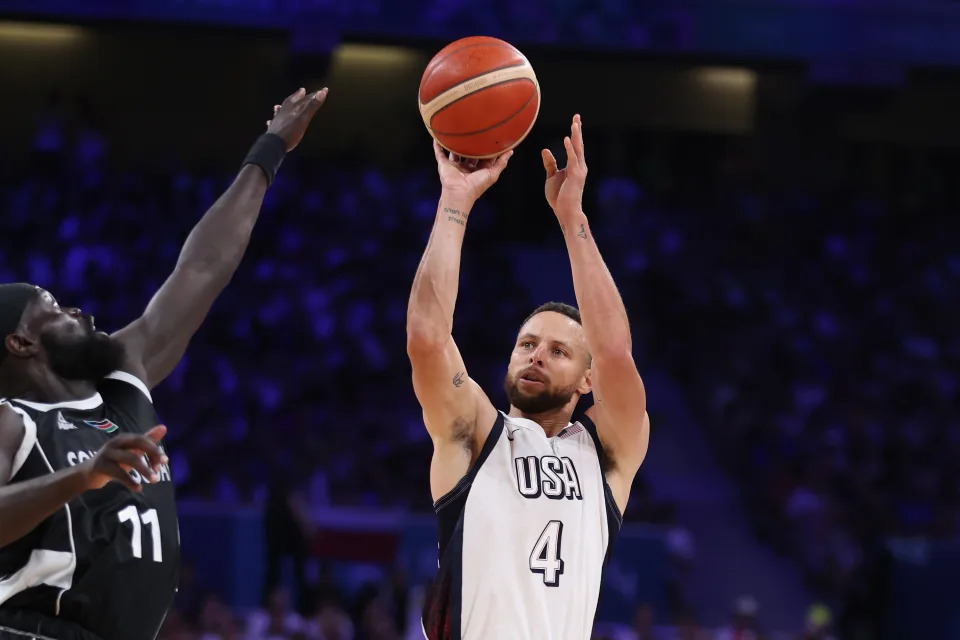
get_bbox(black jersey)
[0,371,179,640]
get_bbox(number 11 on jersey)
[529,520,564,586]
[118,505,163,562]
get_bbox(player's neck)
[0,367,98,404]
[508,406,572,438]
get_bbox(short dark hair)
[521,301,582,328]
[520,302,590,364]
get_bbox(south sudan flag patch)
[84,418,119,434]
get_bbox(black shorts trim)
[0,625,58,640]
[0,611,104,640]
[422,412,504,640]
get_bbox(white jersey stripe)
[2,404,36,481]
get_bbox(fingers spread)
[283,87,305,105]
[494,150,514,173]
[145,425,168,443]
[110,429,167,467]
[104,449,155,488]
[542,148,558,176]
[433,140,448,164]
[457,155,479,170]
[113,470,142,492]
[563,136,574,164]
[305,87,329,116]
[572,115,586,166]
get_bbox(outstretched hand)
[81,425,169,492]
[434,140,513,204]
[543,114,587,221]
[266,87,329,152]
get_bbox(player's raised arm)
[543,115,649,512]
[406,142,510,500]
[111,88,328,389]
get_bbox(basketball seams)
[429,78,537,137]
[419,64,538,127]
[418,36,541,159]
[419,38,523,98]
[419,60,527,107]
[430,86,541,159]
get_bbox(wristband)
[242,133,287,185]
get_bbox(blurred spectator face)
[362,600,398,640]
[316,600,352,639]
[268,586,292,618]
[157,607,191,640]
[676,613,702,640]
[805,603,833,639]
[218,615,243,640]
[732,595,758,631]
[503,311,591,414]
[199,594,232,633]
[633,603,654,635]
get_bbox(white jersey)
[422,411,622,640]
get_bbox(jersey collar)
[13,393,104,412]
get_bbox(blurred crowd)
[158,582,835,640]
[641,148,960,604]
[3,92,958,639]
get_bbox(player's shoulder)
[98,370,154,405]
[0,401,27,467]
[0,401,25,430]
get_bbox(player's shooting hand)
[434,140,513,204]
[543,114,587,221]
[81,425,169,492]
[266,87,329,152]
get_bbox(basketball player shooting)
[409,114,649,640]
[0,87,327,640]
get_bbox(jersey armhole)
[578,414,624,529]
[2,404,37,481]
[104,370,153,404]
[433,412,504,513]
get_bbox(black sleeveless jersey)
[0,371,179,640]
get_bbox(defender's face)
[20,289,124,382]
[23,289,97,343]
[504,311,591,413]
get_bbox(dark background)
[0,1,958,638]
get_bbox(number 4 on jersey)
[529,520,564,586]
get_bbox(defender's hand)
[81,425,169,492]
[266,87,329,152]
[434,140,513,204]
[543,114,587,221]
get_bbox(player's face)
[24,290,125,382]
[503,311,591,414]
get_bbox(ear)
[5,333,38,359]
[578,367,592,396]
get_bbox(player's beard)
[503,371,579,415]
[41,330,126,382]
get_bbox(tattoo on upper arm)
[444,207,468,227]
[452,371,465,388]
[577,224,587,239]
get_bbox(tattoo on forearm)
[577,224,587,239]
[452,371,465,388]
[444,207,468,227]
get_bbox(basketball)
[418,36,541,159]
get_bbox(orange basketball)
[418,36,541,159]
